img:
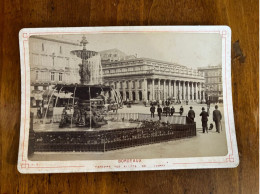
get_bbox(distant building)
[198,64,222,102]
[102,56,206,102]
[99,48,136,62]
[29,36,81,89]
[29,36,81,106]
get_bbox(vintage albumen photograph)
[18,26,239,173]
[27,31,228,161]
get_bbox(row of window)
[206,77,222,83]
[204,70,221,76]
[41,43,63,54]
[36,71,63,81]
[206,84,222,91]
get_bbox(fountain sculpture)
[57,35,112,129]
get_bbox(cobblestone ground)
[30,103,229,161]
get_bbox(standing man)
[165,106,170,117]
[200,107,209,133]
[150,104,155,118]
[188,106,195,123]
[213,105,222,133]
[170,106,175,116]
[180,106,184,116]
[157,105,162,121]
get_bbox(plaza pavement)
[30,103,228,161]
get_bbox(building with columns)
[102,56,206,103]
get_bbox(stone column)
[187,82,190,100]
[178,81,180,101]
[128,80,132,100]
[158,79,161,101]
[191,82,194,101]
[183,81,186,100]
[195,82,198,101]
[135,80,139,101]
[122,80,126,101]
[199,82,202,100]
[202,83,205,101]
[169,80,172,98]
[163,79,166,101]
[152,79,155,101]
[179,81,183,100]
[142,78,148,101]
[173,80,176,99]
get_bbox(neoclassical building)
[102,56,206,102]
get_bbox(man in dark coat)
[200,107,209,133]
[157,105,162,120]
[170,106,175,116]
[180,106,184,116]
[150,104,155,118]
[188,106,195,123]
[213,105,222,133]
[165,106,170,117]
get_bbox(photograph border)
[17,26,239,173]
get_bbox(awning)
[53,92,73,99]
[31,90,44,100]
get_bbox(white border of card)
[18,26,239,173]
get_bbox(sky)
[47,32,222,68]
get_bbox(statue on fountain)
[57,35,110,129]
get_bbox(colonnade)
[105,78,205,102]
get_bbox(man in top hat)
[150,104,155,118]
[188,106,195,123]
[157,105,162,121]
[180,106,184,116]
[170,106,175,116]
[200,107,209,133]
[213,105,222,133]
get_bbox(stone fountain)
[57,35,110,129]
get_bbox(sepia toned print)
[18,26,239,173]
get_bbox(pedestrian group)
[149,101,222,133]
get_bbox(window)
[34,86,38,90]
[51,72,55,81]
[42,43,44,51]
[36,71,39,80]
[59,73,63,81]
[60,46,62,54]
[219,77,221,82]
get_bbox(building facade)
[29,36,81,91]
[102,57,206,102]
[198,64,222,102]
[29,36,82,107]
